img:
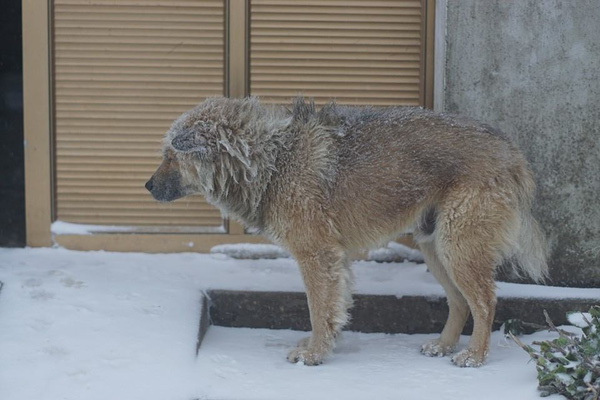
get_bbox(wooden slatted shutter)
[43,0,432,251]
[53,0,225,232]
[250,0,425,106]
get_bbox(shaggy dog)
[146,96,547,367]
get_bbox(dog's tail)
[505,166,549,283]
[510,208,549,283]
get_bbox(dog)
[146,96,548,367]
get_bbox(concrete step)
[196,289,599,351]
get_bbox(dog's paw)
[420,339,455,357]
[287,347,325,366]
[451,348,486,367]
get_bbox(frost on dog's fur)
[147,96,548,368]
[162,97,291,227]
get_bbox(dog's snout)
[145,178,154,192]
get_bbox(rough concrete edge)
[195,291,210,356]
[207,290,599,335]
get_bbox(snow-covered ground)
[1,247,598,400]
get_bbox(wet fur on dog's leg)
[287,247,353,365]
[435,184,512,367]
[419,241,470,357]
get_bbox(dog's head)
[145,97,260,203]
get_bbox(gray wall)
[444,1,599,287]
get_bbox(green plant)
[510,306,600,400]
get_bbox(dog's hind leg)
[287,247,353,365]
[435,186,514,367]
[444,251,497,368]
[419,240,470,357]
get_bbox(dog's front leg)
[287,248,353,365]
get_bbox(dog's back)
[274,103,531,252]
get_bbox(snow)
[0,247,596,400]
[51,220,133,235]
[211,243,291,259]
[367,241,425,263]
[51,220,226,235]
[567,311,593,328]
[210,241,425,263]
[197,327,556,400]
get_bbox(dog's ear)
[171,121,213,153]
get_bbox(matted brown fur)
[146,96,548,367]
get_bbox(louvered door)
[250,0,425,106]
[42,0,432,250]
[53,0,225,232]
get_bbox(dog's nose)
[145,179,154,192]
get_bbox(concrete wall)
[443,1,599,287]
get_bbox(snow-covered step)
[192,326,556,400]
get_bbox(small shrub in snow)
[510,306,600,400]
